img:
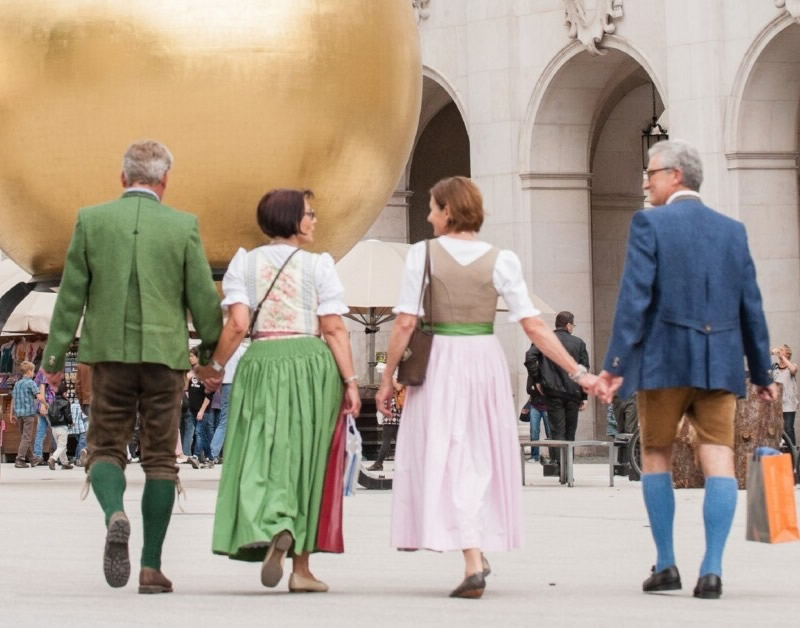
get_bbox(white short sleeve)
[221,248,250,309]
[493,250,540,322]
[392,241,428,316]
[314,252,349,316]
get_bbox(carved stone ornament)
[412,0,430,23]
[775,0,800,21]
[564,0,624,56]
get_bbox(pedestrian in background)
[11,360,41,468]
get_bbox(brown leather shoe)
[139,567,174,594]
[288,573,329,593]
[104,511,131,588]
[261,530,293,587]
[449,573,486,599]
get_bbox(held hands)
[195,365,223,392]
[590,371,623,404]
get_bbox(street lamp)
[641,82,668,170]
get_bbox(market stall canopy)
[0,259,58,334]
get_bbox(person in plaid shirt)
[11,361,42,468]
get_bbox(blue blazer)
[603,197,772,399]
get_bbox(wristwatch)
[210,359,224,374]
[569,365,588,382]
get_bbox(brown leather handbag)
[397,240,433,386]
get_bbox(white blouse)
[393,236,539,322]
[221,244,349,317]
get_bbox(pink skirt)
[391,334,522,552]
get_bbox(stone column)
[727,151,800,353]
[519,171,596,440]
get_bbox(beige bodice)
[248,248,320,336]
[427,239,499,323]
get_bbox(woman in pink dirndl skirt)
[375,176,597,599]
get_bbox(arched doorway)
[521,41,663,438]
[407,74,470,243]
[727,19,800,354]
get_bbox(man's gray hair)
[648,139,703,191]
[122,140,173,186]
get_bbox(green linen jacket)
[43,190,222,372]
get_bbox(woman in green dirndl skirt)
[197,189,361,593]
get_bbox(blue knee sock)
[642,472,675,572]
[700,476,737,577]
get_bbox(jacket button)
[612,357,620,368]
[704,324,712,333]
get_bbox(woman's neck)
[442,231,477,241]
[269,237,300,247]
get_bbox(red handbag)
[316,402,348,553]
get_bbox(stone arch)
[725,13,799,153]
[519,36,666,174]
[406,66,470,243]
[725,16,800,354]
[517,36,665,439]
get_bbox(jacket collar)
[666,190,702,205]
[121,187,160,202]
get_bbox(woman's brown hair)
[429,176,484,233]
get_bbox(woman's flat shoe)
[449,573,486,599]
[481,554,491,577]
[288,573,329,593]
[260,530,293,587]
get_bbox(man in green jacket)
[42,140,222,594]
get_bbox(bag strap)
[415,240,432,326]
[247,247,301,338]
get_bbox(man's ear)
[120,171,128,188]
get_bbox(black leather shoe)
[693,574,722,599]
[642,565,681,593]
[449,573,485,599]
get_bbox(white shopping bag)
[343,414,362,496]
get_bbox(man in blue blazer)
[595,140,777,600]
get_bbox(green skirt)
[212,336,343,561]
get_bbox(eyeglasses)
[304,209,316,220]
[645,167,674,178]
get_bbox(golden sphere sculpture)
[0,0,421,279]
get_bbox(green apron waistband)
[432,322,494,336]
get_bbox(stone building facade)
[355,0,800,439]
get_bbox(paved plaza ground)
[1,461,798,627]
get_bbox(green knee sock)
[89,461,126,526]
[141,479,175,570]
